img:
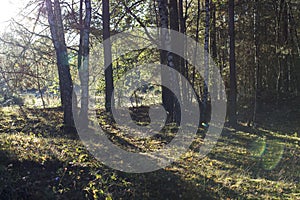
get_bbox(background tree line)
[0,0,299,131]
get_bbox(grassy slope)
[0,105,299,200]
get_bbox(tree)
[103,0,114,113]
[252,0,260,126]
[78,0,92,128]
[201,0,210,125]
[169,0,181,124]
[228,0,237,125]
[210,1,217,61]
[45,0,74,129]
[158,0,171,121]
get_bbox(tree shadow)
[207,124,300,185]
[0,144,247,200]
[115,167,245,200]
[0,148,58,199]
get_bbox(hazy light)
[0,1,27,32]
[250,137,285,170]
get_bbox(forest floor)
[0,99,299,200]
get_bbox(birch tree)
[78,0,92,127]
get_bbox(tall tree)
[210,1,217,61]
[201,0,210,125]
[178,0,189,103]
[252,0,260,126]
[169,0,181,124]
[45,0,74,129]
[158,0,172,122]
[192,0,201,92]
[157,0,180,124]
[78,0,92,127]
[228,0,237,125]
[103,0,114,113]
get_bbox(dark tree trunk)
[46,0,75,129]
[210,2,217,61]
[103,0,114,113]
[169,0,181,124]
[287,2,300,96]
[178,0,189,103]
[192,0,201,92]
[201,0,210,125]
[210,1,218,103]
[282,0,289,95]
[228,0,237,126]
[252,0,260,127]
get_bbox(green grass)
[0,106,299,199]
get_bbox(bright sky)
[0,0,28,31]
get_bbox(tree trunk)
[158,0,174,123]
[103,0,114,113]
[287,2,299,96]
[228,0,237,126]
[210,2,217,61]
[252,0,260,127]
[201,0,210,125]
[210,1,218,103]
[46,0,75,129]
[178,0,189,103]
[78,0,92,128]
[169,0,181,124]
[36,64,46,109]
[192,0,201,93]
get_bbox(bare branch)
[121,1,157,45]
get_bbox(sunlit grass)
[0,107,299,199]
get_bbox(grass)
[0,104,299,199]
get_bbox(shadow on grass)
[117,169,244,200]
[0,148,59,199]
[1,105,299,199]
[208,124,300,185]
[0,145,246,200]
